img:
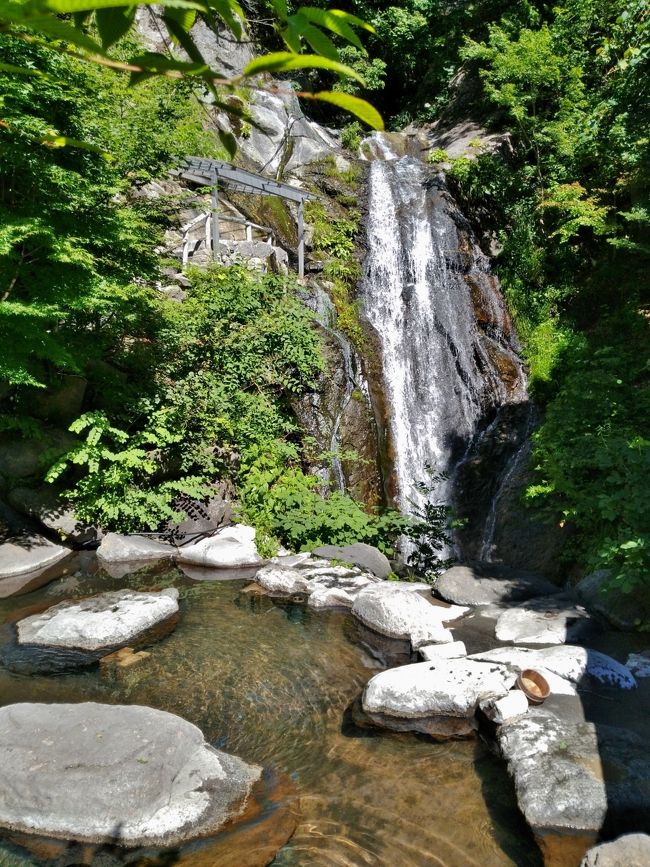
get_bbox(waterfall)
[359,134,528,553]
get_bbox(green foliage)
[238,441,410,554]
[340,121,363,151]
[525,313,650,604]
[426,148,449,164]
[0,0,384,133]
[306,200,364,346]
[401,467,455,581]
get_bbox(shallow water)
[0,561,541,866]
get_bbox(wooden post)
[297,198,305,279]
[211,171,219,261]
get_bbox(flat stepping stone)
[361,658,515,738]
[1,589,179,674]
[255,559,380,608]
[470,645,636,690]
[494,594,595,645]
[0,703,264,848]
[499,707,650,865]
[435,564,557,606]
[352,584,468,649]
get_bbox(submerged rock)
[435,564,557,607]
[311,543,391,579]
[0,703,264,847]
[97,532,174,563]
[351,584,467,649]
[361,658,515,738]
[580,834,650,867]
[498,708,650,865]
[470,645,636,690]
[176,523,262,568]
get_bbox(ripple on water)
[0,563,541,867]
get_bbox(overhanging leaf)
[95,6,135,49]
[304,90,383,129]
[243,51,365,84]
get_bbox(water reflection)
[0,563,540,866]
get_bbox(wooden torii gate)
[169,156,318,278]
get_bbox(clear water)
[0,561,541,866]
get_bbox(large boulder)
[351,584,468,649]
[311,542,391,579]
[2,589,179,673]
[361,658,515,738]
[435,564,557,607]
[0,533,71,581]
[499,708,650,866]
[581,834,650,867]
[0,703,264,847]
[255,557,380,608]
[470,645,636,690]
[176,523,262,568]
[97,532,174,563]
[7,485,96,545]
[17,588,179,651]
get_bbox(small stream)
[0,559,541,867]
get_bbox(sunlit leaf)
[305,90,383,128]
[243,51,365,84]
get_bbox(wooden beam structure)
[170,156,318,277]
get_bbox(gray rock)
[362,658,515,737]
[7,485,96,544]
[581,834,650,867]
[312,542,391,579]
[16,588,179,651]
[626,651,650,678]
[499,708,650,863]
[308,586,356,609]
[97,533,174,563]
[470,645,636,690]
[166,489,232,542]
[256,559,379,605]
[352,584,468,649]
[0,702,261,846]
[494,594,594,645]
[0,431,75,482]
[176,523,262,568]
[480,689,529,724]
[435,564,557,607]
[0,534,71,578]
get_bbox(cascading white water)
[360,135,528,539]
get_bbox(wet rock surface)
[0,533,71,579]
[0,703,265,848]
[255,556,380,607]
[434,564,558,607]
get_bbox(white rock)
[419,641,467,661]
[362,658,516,720]
[308,586,355,609]
[176,524,262,568]
[17,589,179,651]
[97,533,174,563]
[480,690,529,724]
[0,535,71,578]
[352,584,465,648]
[494,600,591,645]
[256,566,309,595]
[469,645,636,690]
